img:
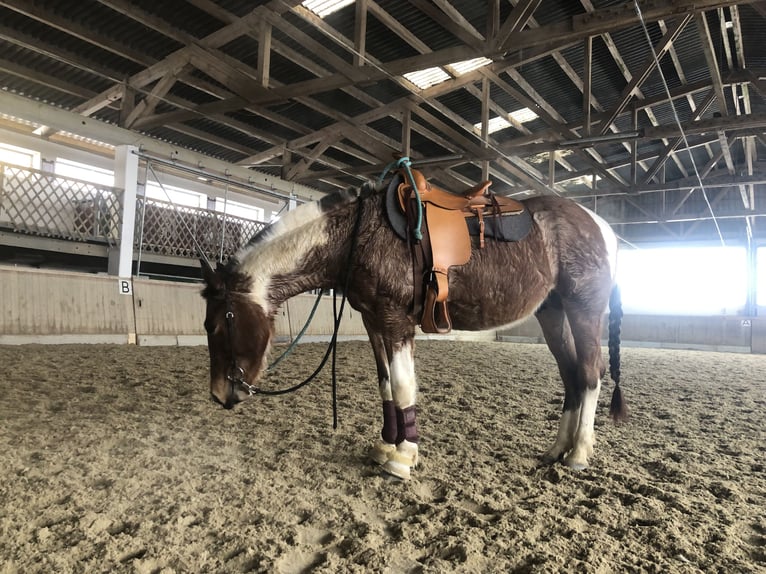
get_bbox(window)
[55,158,114,186]
[616,246,747,315]
[215,198,264,222]
[757,247,766,308]
[145,182,207,208]
[0,143,39,169]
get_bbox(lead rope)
[266,288,324,371]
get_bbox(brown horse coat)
[201,183,625,479]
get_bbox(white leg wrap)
[370,440,396,466]
[381,440,419,481]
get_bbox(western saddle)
[395,167,525,334]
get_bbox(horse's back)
[446,196,615,330]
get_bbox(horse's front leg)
[364,322,398,466]
[379,337,419,480]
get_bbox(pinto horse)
[200,180,626,480]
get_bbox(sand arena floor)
[1,340,765,573]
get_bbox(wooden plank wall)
[0,266,133,342]
[0,266,367,344]
[1,266,763,353]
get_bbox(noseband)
[223,296,258,396]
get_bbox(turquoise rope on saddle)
[378,156,423,241]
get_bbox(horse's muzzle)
[210,392,236,410]
[210,379,238,410]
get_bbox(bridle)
[223,294,257,396]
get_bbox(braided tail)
[608,284,628,422]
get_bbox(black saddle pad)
[384,173,532,243]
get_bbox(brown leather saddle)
[387,168,530,334]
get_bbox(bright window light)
[302,0,354,18]
[616,246,747,315]
[55,158,114,186]
[757,247,766,307]
[145,182,207,208]
[474,116,511,135]
[403,67,451,90]
[216,198,265,222]
[509,107,538,123]
[447,57,492,76]
[0,142,39,169]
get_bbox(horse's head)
[200,259,273,409]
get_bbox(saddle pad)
[385,173,533,243]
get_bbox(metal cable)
[633,1,725,246]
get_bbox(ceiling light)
[403,67,451,90]
[301,0,354,18]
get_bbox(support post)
[109,145,139,277]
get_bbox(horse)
[200,177,626,480]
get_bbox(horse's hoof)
[563,458,588,471]
[370,441,396,466]
[380,442,418,480]
[540,453,559,466]
[381,459,411,481]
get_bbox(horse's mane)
[244,182,378,248]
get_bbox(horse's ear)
[200,258,219,287]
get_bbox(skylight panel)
[302,0,354,18]
[509,107,538,123]
[403,67,451,90]
[473,108,539,135]
[447,57,492,76]
[474,116,511,135]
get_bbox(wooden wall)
[497,314,762,354]
[0,266,367,345]
[0,266,133,343]
[1,266,764,353]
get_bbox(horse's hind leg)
[536,293,581,464]
[562,300,607,469]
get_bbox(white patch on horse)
[577,204,618,280]
[236,202,327,312]
[379,376,393,402]
[565,378,601,469]
[389,342,416,408]
[545,408,579,462]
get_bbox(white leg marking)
[565,379,601,469]
[544,408,579,463]
[389,342,416,408]
[379,375,393,402]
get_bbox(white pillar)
[110,145,139,277]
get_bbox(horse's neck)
[236,206,351,311]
